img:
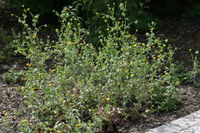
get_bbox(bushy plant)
[14,3,181,132]
[2,66,25,85]
[0,26,17,63]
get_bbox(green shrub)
[14,3,181,132]
[2,66,25,85]
[0,26,17,63]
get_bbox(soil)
[1,9,200,133]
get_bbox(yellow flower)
[50,69,56,72]
[56,130,61,133]
[26,63,32,66]
[75,123,81,127]
[189,49,192,52]
[23,119,28,122]
[48,83,53,86]
[131,74,135,77]
[66,41,72,45]
[32,34,37,38]
[106,98,110,101]
[2,111,7,116]
[132,44,137,47]
[27,8,30,11]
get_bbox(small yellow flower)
[27,8,30,11]
[106,28,109,31]
[26,63,32,66]
[48,83,53,86]
[2,111,7,116]
[56,130,61,133]
[32,34,37,38]
[50,69,56,72]
[75,123,81,127]
[62,100,66,103]
[4,112,8,116]
[55,29,59,32]
[132,44,137,47]
[131,74,135,77]
[106,97,110,101]
[98,31,102,34]
[189,49,192,52]
[71,94,75,97]
[66,41,72,45]
[70,18,73,21]
[23,119,28,122]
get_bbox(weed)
[13,3,185,132]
